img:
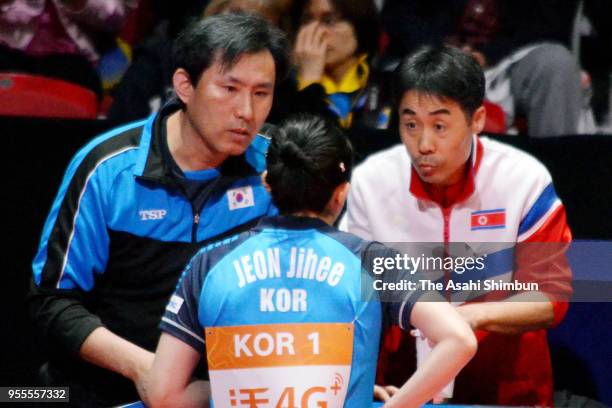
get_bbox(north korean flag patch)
[471,209,506,230]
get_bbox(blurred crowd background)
[1,0,611,406]
[1,0,610,148]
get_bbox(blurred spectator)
[0,0,136,96]
[96,0,157,93]
[381,0,595,137]
[205,0,294,33]
[149,0,209,38]
[286,0,384,129]
[107,0,293,124]
[266,0,401,162]
[105,19,174,122]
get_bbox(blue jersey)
[160,216,422,407]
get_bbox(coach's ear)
[471,105,486,135]
[173,68,194,107]
[261,171,271,193]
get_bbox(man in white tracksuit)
[341,44,572,406]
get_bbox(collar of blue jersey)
[135,99,260,186]
[256,215,331,231]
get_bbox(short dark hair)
[330,0,380,56]
[301,0,380,57]
[265,114,353,214]
[172,13,290,86]
[393,45,485,118]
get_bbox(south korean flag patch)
[227,186,255,210]
[166,295,184,314]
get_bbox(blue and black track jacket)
[27,101,276,401]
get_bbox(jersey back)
[161,217,418,407]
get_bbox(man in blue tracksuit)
[147,115,477,408]
[27,14,289,406]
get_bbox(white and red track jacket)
[341,135,572,406]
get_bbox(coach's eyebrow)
[401,108,451,116]
[429,109,451,115]
[226,75,274,89]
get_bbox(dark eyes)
[223,85,269,98]
[320,14,342,25]
[404,122,447,132]
[302,13,342,26]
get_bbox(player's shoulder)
[320,226,395,262]
[176,231,256,289]
[193,231,255,266]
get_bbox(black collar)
[140,99,258,185]
[256,215,331,231]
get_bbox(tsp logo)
[139,209,167,221]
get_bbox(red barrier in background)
[0,73,98,119]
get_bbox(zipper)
[441,206,452,301]
[137,175,202,242]
[191,206,199,243]
[442,208,451,244]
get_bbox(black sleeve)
[26,152,111,357]
[26,279,104,356]
[293,83,334,117]
[268,75,337,125]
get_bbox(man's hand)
[373,384,399,402]
[294,21,328,86]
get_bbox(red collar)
[409,136,484,208]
